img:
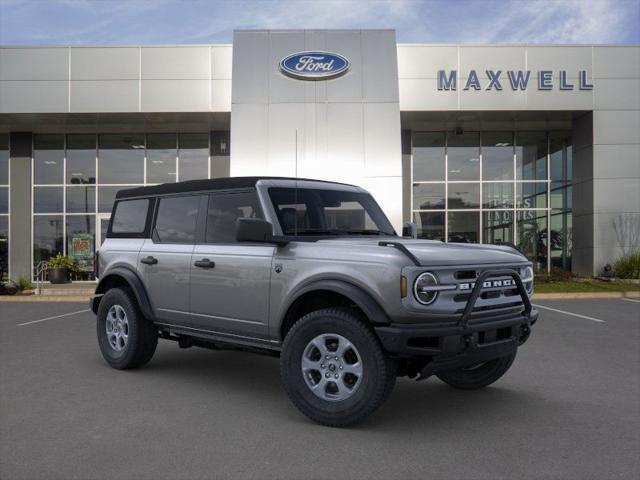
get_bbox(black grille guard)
[458,269,533,328]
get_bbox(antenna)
[294,128,298,236]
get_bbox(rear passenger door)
[189,190,274,339]
[138,194,204,325]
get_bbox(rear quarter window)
[110,198,151,236]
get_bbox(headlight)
[522,266,534,294]
[414,272,439,305]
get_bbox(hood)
[315,237,528,266]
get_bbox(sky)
[0,0,638,45]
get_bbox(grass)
[534,279,640,293]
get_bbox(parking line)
[17,309,90,327]
[533,304,605,323]
[621,298,640,304]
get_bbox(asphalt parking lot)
[1,299,638,480]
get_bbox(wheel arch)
[92,266,154,320]
[279,279,390,341]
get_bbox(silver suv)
[91,177,537,427]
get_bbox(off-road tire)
[97,287,158,369]
[280,308,396,427]
[436,351,517,390]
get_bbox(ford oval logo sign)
[279,51,350,81]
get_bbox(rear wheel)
[97,287,158,369]
[436,351,517,390]
[280,308,396,427]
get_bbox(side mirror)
[402,222,417,239]
[236,218,288,245]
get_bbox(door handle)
[140,256,158,265]
[194,258,215,269]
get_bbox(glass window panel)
[414,211,445,241]
[412,183,445,210]
[98,134,144,184]
[33,215,64,270]
[483,182,514,209]
[154,195,200,243]
[66,186,96,213]
[0,134,8,185]
[0,187,7,214]
[66,215,96,280]
[482,132,514,181]
[517,182,547,209]
[412,132,445,181]
[147,133,177,184]
[0,216,7,280]
[34,134,64,185]
[98,186,124,213]
[447,132,480,181]
[66,134,96,184]
[550,209,572,271]
[178,133,208,181]
[517,210,548,271]
[483,210,514,244]
[550,181,572,210]
[516,132,547,181]
[111,199,149,234]
[34,186,63,213]
[206,192,263,243]
[448,211,479,243]
[448,182,480,209]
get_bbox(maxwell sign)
[279,52,350,80]
[437,69,593,91]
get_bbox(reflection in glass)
[98,186,125,213]
[412,183,445,210]
[448,132,479,181]
[517,210,547,271]
[550,132,572,183]
[448,212,479,243]
[0,134,8,185]
[482,132,514,181]
[550,209,572,271]
[66,215,96,280]
[517,182,547,209]
[516,132,547,181]
[34,134,64,185]
[147,133,177,184]
[413,133,445,181]
[483,182,514,209]
[178,133,208,181]
[98,134,144,184]
[34,187,63,213]
[483,211,513,244]
[0,216,7,280]
[0,187,7,214]
[33,215,64,268]
[66,134,96,184]
[66,186,96,213]
[414,211,445,241]
[448,183,480,209]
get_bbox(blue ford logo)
[279,51,350,81]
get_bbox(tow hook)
[462,335,476,350]
[519,325,531,344]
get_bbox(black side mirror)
[402,222,417,239]
[236,218,288,245]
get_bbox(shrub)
[613,251,640,279]
[46,253,78,272]
[14,276,34,292]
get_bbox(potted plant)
[47,254,78,284]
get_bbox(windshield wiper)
[346,230,386,235]
[286,229,345,236]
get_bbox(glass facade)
[412,131,572,272]
[0,134,8,280]
[32,132,227,280]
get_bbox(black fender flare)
[282,279,391,327]
[92,266,154,320]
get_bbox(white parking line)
[621,298,640,304]
[17,309,90,327]
[533,304,605,323]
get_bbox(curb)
[532,291,640,300]
[0,295,90,303]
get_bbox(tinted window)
[206,191,262,243]
[154,195,200,243]
[111,199,150,234]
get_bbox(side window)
[206,191,263,243]
[111,199,150,235]
[154,195,200,243]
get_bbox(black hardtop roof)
[115,176,356,199]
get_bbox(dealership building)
[0,29,638,281]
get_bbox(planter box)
[49,267,69,284]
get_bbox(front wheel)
[280,308,396,427]
[436,351,517,390]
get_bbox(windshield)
[268,187,396,237]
